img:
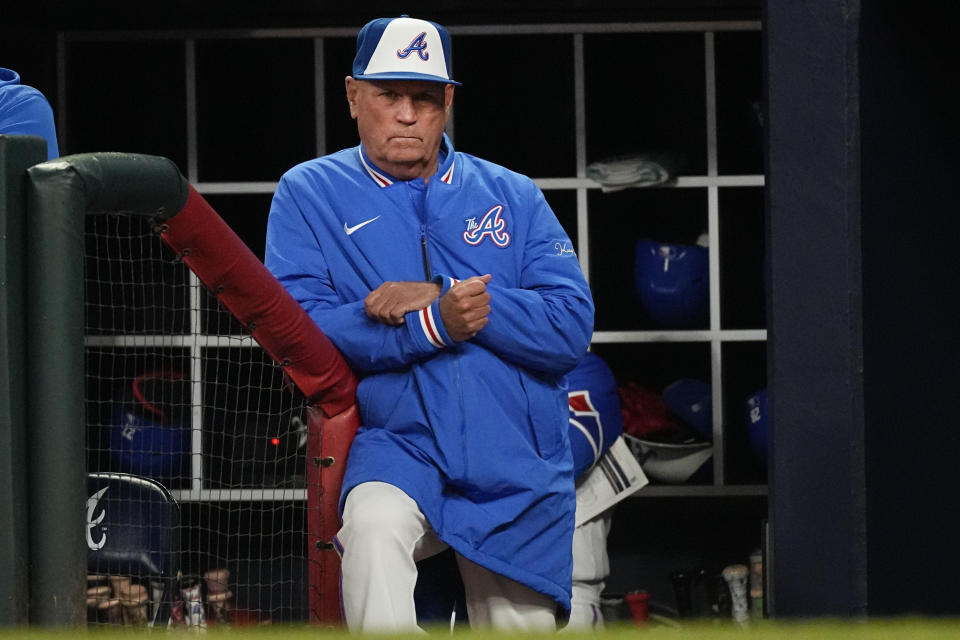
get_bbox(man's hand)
[365,281,442,326]
[439,274,492,342]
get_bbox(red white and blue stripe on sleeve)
[416,276,459,349]
[418,304,446,349]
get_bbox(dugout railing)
[0,138,357,626]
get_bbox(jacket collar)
[358,133,456,188]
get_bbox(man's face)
[345,77,454,181]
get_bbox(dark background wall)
[766,0,960,617]
[858,2,959,615]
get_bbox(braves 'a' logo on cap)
[464,205,510,247]
[397,32,430,61]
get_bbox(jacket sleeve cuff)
[407,298,454,349]
[406,275,458,350]
[433,273,459,296]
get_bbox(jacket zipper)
[420,225,433,281]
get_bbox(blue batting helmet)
[567,352,624,478]
[109,371,190,480]
[634,238,709,328]
[746,389,768,467]
[662,378,713,440]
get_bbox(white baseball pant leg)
[454,554,558,631]
[563,511,613,631]
[337,481,557,633]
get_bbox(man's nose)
[396,96,417,122]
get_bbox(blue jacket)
[0,67,59,160]
[265,135,594,609]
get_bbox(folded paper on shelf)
[575,435,649,526]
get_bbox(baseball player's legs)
[571,512,612,581]
[337,481,447,632]
[454,554,558,631]
[566,581,606,630]
[564,512,612,630]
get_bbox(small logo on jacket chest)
[463,205,511,247]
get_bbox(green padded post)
[0,135,46,627]
[24,152,188,626]
[24,157,88,626]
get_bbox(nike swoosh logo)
[344,216,381,236]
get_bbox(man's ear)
[445,84,455,111]
[443,84,455,122]
[345,76,359,119]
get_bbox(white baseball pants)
[563,511,612,630]
[336,481,558,633]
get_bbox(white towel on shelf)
[586,152,684,192]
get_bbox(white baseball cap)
[352,15,461,85]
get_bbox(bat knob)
[722,564,750,624]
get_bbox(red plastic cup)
[624,590,650,625]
